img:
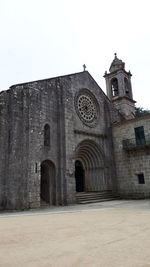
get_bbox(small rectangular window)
[35,163,38,173]
[137,173,145,184]
[44,124,50,147]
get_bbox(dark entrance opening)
[75,160,85,192]
[40,160,56,205]
[41,161,50,203]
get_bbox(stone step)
[40,199,49,207]
[76,191,120,204]
[76,190,112,195]
[76,193,115,199]
[76,191,112,196]
[77,197,120,204]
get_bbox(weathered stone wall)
[112,97,135,119]
[0,88,31,210]
[11,79,67,209]
[0,71,117,210]
[0,78,66,209]
[0,91,9,209]
[113,114,150,198]
[61,71,117,203]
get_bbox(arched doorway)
[40,160,56,205]
[75,160,85,192]
[75,140,105,192]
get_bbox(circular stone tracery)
[75,90,99,127]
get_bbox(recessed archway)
[40,160,56,205]
[75,140,105,192]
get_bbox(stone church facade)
[0,54,150,210]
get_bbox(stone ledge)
[74,129,106,138]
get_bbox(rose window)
[77,95,97,122]
[75,90,99,127]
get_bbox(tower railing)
[122,135,150,150]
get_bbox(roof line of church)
[8,70,111,104]
[87,72,111,102]
[10,71,88,88]
[113,113,150,126]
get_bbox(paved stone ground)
[0,200,150,267]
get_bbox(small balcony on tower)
[122,134,150,150]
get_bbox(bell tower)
[104,53,136,120]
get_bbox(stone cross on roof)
[114,53,117,58]
[83,64,86,71]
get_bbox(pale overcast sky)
[0,0,150,108]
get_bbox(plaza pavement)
[0,200,150,267]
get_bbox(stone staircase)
[76,191,120,204]
[40,199,49,208]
